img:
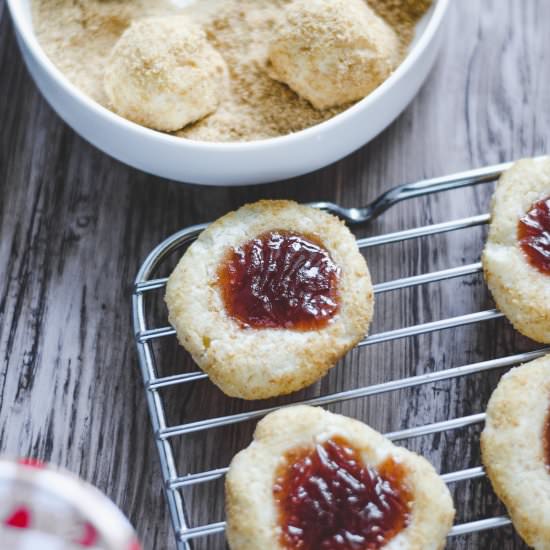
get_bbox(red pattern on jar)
[5,507,31,529]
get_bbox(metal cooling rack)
[132,159,548,550]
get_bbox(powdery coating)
[225,406,455,550]
[482,157,550,342]
[481,355,550,549]
[104,16,227,132]
[165,200,374,400]
[32,0,430,142]
[267,0,401,110]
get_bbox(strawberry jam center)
[217,231,340,330]
[518,196,550,274]
[273,437,412,550]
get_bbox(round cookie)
[226,405,455,550]
[481,355,550,549]
[267,0,400,110]
[104,16,227,132]
[165,200,374,400]
[482,157,550,342]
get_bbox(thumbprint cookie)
[165,200,374,400]
[225,405,455,550]
[481,355,550,549]
[482,157,550,342]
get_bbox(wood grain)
[1,1,550,548]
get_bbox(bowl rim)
[7,0,450,152]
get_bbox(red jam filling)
[518,196,550,275]
[273,437,412,550]
[217,231,340,330]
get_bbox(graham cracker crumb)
[32,0,431,142]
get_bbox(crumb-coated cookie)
[165,200,374,400]
[226,405,455,550]
[482,157,550,342]
[104,16,227,132]
[267,0,400,110]
[481,355,550,549]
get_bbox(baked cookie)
[482,157,550,342]
[165,200,374,400]
[104,16,227,132]
[226,405,455,550]
[267,0,400,110]
[481,354,550,549]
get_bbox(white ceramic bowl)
[8,0,449,186]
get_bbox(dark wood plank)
[1,1,550,548]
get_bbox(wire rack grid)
[132,160,547,550]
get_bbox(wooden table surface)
[1,1,549,548]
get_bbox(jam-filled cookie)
[481,355,550,549]
[226,405,455,550]
[482,157,550,342]
[165,200,373,399]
